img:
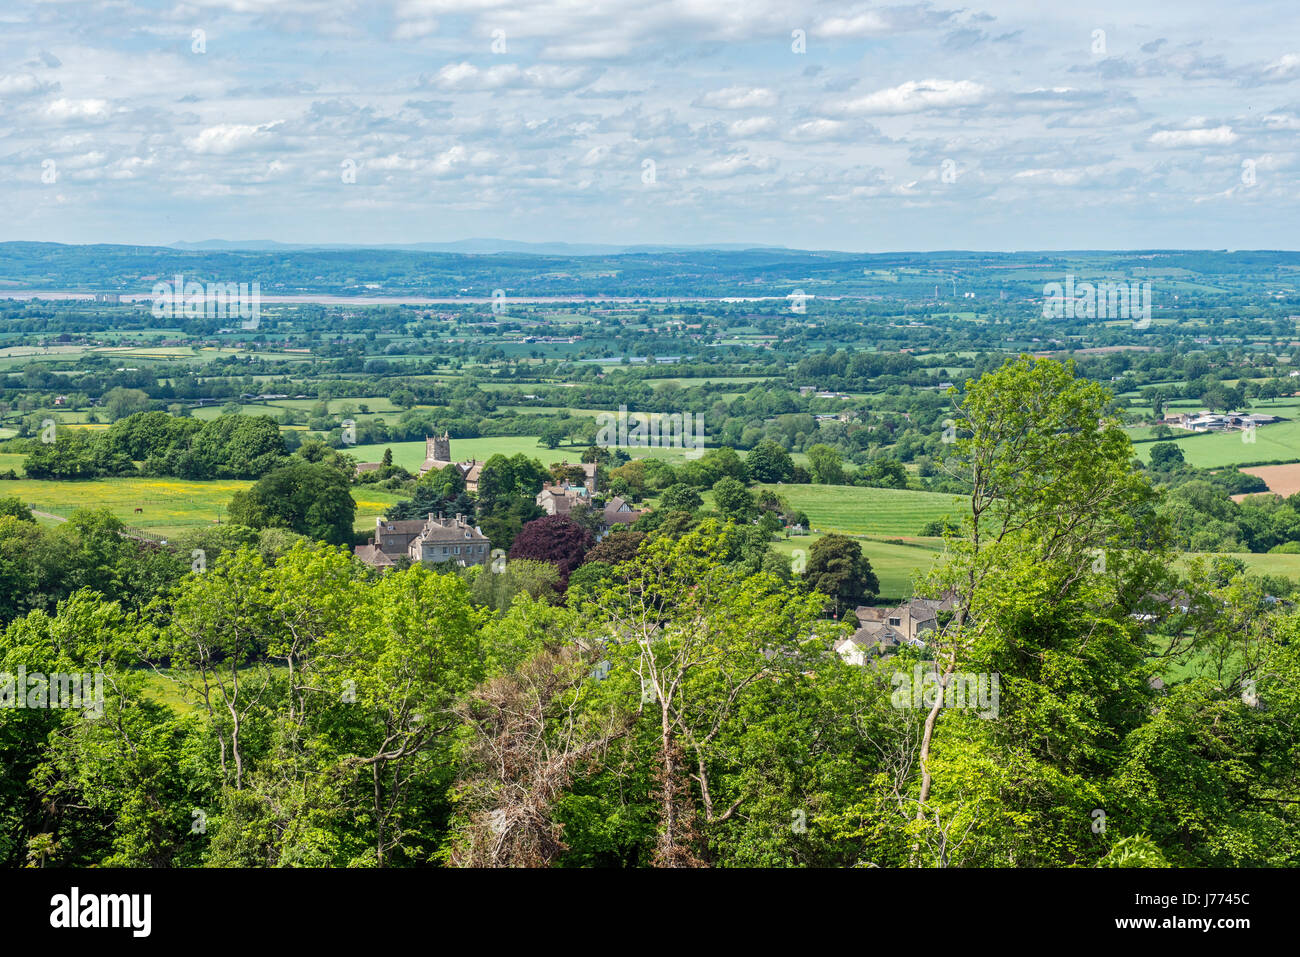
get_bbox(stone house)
[355,513,491,569]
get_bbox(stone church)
[418,432,484,492]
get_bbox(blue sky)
[2,0,1297,250]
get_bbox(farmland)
[755,483,964,538]
[0,476,404,538]
[770,535,947,602]
[1237,463,1300,498]
[1134,419,1300,469]
[347,435,703,472]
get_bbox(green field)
[1134,420,1300,468]
[1194,551,1300,581]
[756,483,965,538]
[347,436,702,472]
[771,535,946,602]
[347,437,581,471]
[0,477,404,538]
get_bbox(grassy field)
[755,483,965,538]
[770,535,946,602]
[1200,551,1300,580]
[1133,419,1300,468]
[135,663,283,715]
[347,436,702,472]
[764,538,1300,606]
[348,437,577,471]
[0,477,404,537]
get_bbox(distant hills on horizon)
[0,241,1295,299]
[167,238,794,256]
[2,239,1288,258]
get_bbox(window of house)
[888,617,901,627]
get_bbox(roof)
[602,496,642,524]
[354,543,396,567]
[377,518,427,535]
[850,620,909,646]
[414,513,489,544]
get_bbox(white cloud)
[186,123,280,154]
[0,74,55,97]
[696,152,775,177]
[695,86,779,110]
[812,11,892,38]
[1013,168,1086,186]
[44,98,109,121]
[1260,53,1300,81]
[784,118,848,141]
[829,79,987,116]
[425,62,594,91]
[1148,125,1238,147]
[727,116,776,137]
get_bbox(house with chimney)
[536,482,645,541]
[833,593,958,665]
[418,432,484,492]
[355,513,491,569]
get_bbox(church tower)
[426,431,451,462]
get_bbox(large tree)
[804,533,879,615]
[228,460,356,545]
[508,515,593,585]
[744,439,795,483]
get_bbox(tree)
[745,439,794,483]
[583,529,646,567]
[476,454,549,514]
[228,460,356,545]
[419,462,467,499]
[1148,441,1185,470]
[469,558,561,613]
[912,355,1164,863]
[540,423,565,449]
[594,523,829,865]
[806,444,844,485]
[659,483,703,513]
[508,515,593,585]
[450,640,628,866]
[102,387,151,421]
[711,477,757,523]
[804,534,878,615]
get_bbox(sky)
[1,0,1297,251]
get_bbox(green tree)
[228,460,356,545]
[804,533,878,615]
[659,483,703,513]
[711,477,757,523]
[744,439,794,483]
[805,444,844,485]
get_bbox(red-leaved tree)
[507,515,594,586]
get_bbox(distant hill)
[0,241,1297,299]
[169,239,790,256]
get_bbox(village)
[353,433,646,569]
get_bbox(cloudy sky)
[2,0,1297,250]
